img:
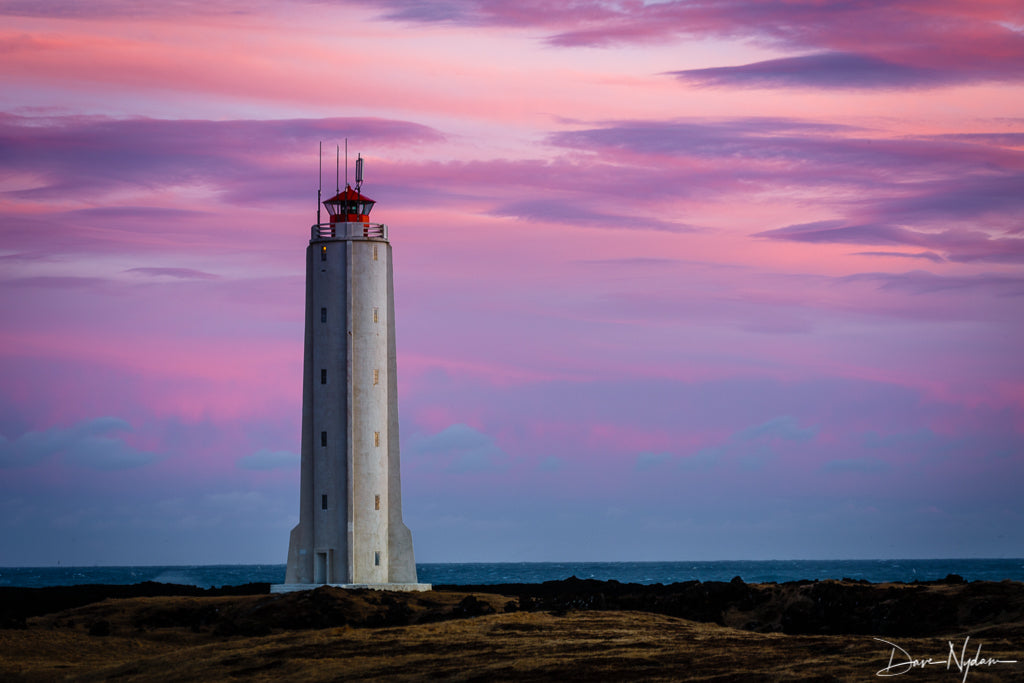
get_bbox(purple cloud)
[841,271,1024,297]
[940,132,1024,146]
[681,416,818,472]
[872,173,1024,229]
[548,118,1024,186]
[0,417,160,470]
[757,221,1024,264]
[820,457,890,473]
[125,267,220,280]
[6,113,1018,259]
[549,118,855,160]
[0,113,443,202]
[550,118,1023,261]
[755,221,929,246]
[342,0,1024,87]
[488,198,693,232]
[669,52,952,90]
[0,0,257,19]
[406,423,509,474]
[736,416,817,442]
[853,251,946,263]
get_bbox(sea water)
[2,559,1023,589]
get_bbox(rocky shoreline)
[2,576,1023,680]
[435,574,1024,637]
[4,574,1022,636]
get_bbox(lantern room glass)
[323,196,375,219]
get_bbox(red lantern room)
[323,185,375,224]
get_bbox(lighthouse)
[273,156,428,591]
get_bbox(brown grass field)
[2,580,1023,681]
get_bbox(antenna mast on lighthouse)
[316,142,322,225]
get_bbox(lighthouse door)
[314,551,329,584]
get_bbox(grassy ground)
[2,586,1022,681]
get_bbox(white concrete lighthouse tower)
[275,157,428,592]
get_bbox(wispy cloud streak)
[670,52,954,90]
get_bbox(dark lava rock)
[0,582,269,629]
[455,595,496,617]
[7,576,1024,639]
[436,577,1024,637]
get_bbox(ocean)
[2,559,1023,589]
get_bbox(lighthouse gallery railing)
[312,223,388,240]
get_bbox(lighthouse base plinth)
[270,582,432,594]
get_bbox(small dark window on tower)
[373,307,379,323]
[375,494,380,510]
[321,368,327,384]
[374,431,380,447]
[374,551,381,566]
[321,307,327,323]
[321,494,328,510]
[373,369,379,386]
[373,245,378,261]
[321,245,327,261]
[321,431,327,447]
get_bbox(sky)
[1,0,1023,566]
